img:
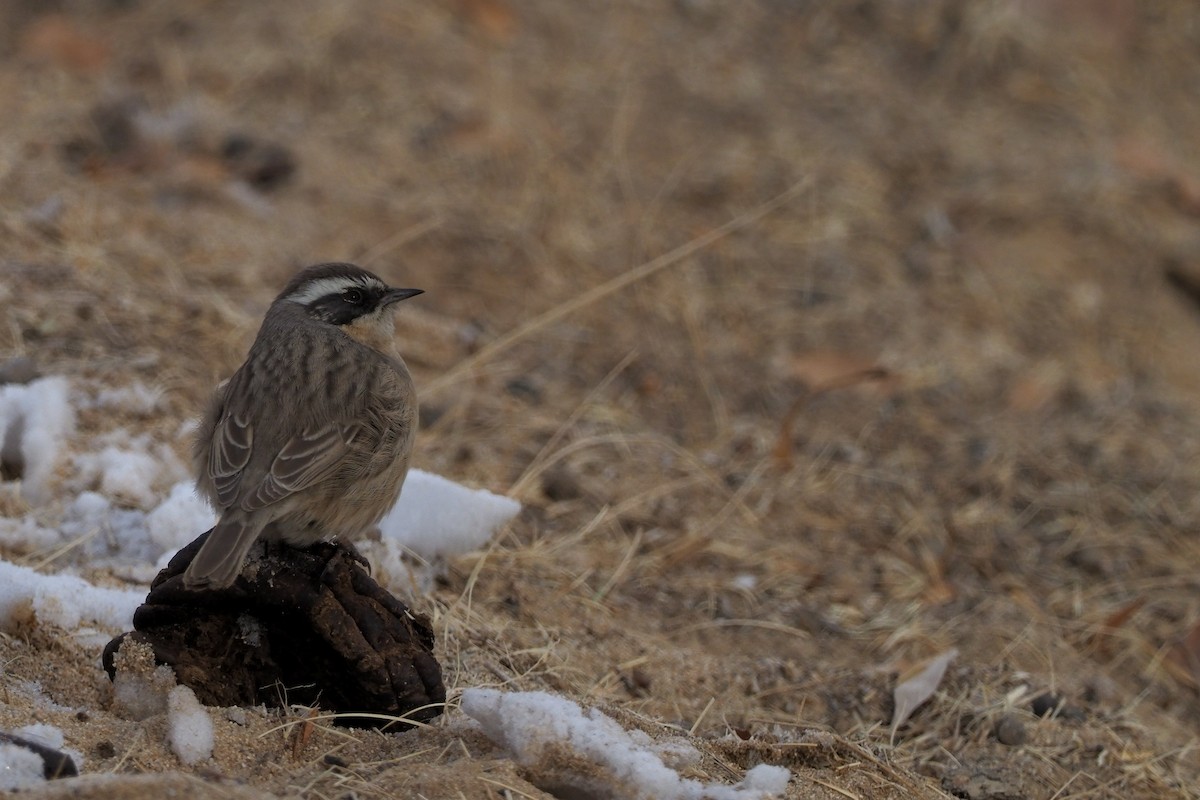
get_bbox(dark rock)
[992,713,1027,746]
[1030,692,1084,721]
[103,532,445,729]
[540,466,581,502]
[60,99,147,173]
[0,730,78,779]
[220,133,296,191]
[0,356,39,385]
[941,764,1024,800]
[620,666,652,698]
[1,415,24,481]
[505,377,542,404]
[91,99,141,157]
[1030,692,1062,717]
[418,404,445,430]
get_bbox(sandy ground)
[3,1,1200,797]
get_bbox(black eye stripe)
[303,283,383,326]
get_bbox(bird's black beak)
[381,287,424,307]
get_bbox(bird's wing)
[242,422,361,511]
[209,412,253,509]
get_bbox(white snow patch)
[1,481,214,569]
[75,446,163,508]
[731,574,758,591]
[60,491,154,565]
[12,724,82,774]
[71,429,188,510]
[10,680,79,714]
[379,470,519,560]
[167,686,214,765]
[0,559,144,632]
[0,515,60,553]
[735,766,791,796]
[146,482,216,554]
[14,724,63,751]
[460,688,790,800]
[0,376,74,503]
[111,663,175,721]
[366,470,520,593]
[0,743,45,791]
[70,490,111,520]
[91,383,165,416]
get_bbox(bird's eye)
[341,288,364,305]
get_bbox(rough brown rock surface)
[103,535,444,728]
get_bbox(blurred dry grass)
[3,0,1200,797]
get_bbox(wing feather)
[210,412,253,509]
[244,423,359,510]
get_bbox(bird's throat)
[342,314,400,359]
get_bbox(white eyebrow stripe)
[284,276,382,306]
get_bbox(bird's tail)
[183,513,266,590]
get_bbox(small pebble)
[0,730,78,779]
[1030,691,1087,722]
[541,466,581,502]
[0,357,39,385]
[1030,692,1063,718]
[505,377,542,404]
[620,667,652,698]
[221,133,296,191]
[993,713,1027,746]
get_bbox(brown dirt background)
[3,1,1200,798]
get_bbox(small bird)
[183,263,423,589]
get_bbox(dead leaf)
[1024,0,1139,53]
[1113,136,1172,181]
[1101,596,1147,635]
[1006,361,1066,413]
[789,351,891,392]
[455,0,517,43]
[919,547,957,606]
[1165,618,1200,689]
[19,14,111,74]
[292,708,319,758]
[1085,596,1146,657]
[1113,136,1200,218]
[774,352,895,467]
[890,648,958,741]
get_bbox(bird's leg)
[309,538,372,587]
[337,537,372,571]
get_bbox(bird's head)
[278,262,422,351]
